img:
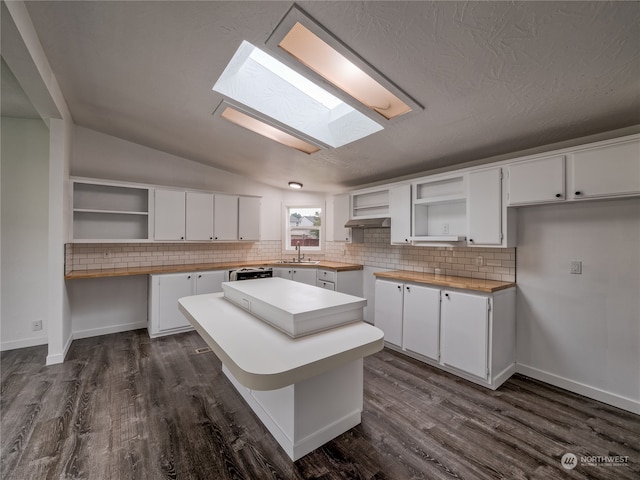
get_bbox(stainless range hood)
[344,218,391,228]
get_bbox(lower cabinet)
[273,267,317,285]
[374,279,515,389]
[148,270,225,337]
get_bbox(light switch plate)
[570,261,582,274]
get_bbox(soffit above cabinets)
[22,1,640,192]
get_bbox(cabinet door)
[389,184,412,244]
[570,139,640,199]
[154,189,186,240]
[213,194,238,240]
[185,192,214,241]
[238,197,260,240]
[332,194,351,242]
[507,155,565,205]
[195,270,225,295]
[374,280,403,347]
[440,290,489,379]
[291,268,316,285]
[402,284,440,361]
[273,267,293,279]
[158,273,195,331]
[467,168,502,245]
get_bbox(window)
[284,205,323,253]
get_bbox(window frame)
[282,203,325,255]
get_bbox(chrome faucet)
[296,241,302,263]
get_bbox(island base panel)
[222,359,363,461]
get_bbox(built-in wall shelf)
[351,189,389,219]
[412,174,467,241]
[72,180,152,242]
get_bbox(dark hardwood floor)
[1,330,638,479]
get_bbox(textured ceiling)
[23,1,640,192]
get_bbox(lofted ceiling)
[21,1,640,192]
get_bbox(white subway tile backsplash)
[65,229,516,282]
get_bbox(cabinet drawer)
[317,269,337,283]
[316,280,336,291]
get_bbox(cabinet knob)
[345,237,349,241]
[406,286,410,292]
[215,236,218,240]
[397,285,401,290]
[555,193,562,198]
[210,237,213,240]
[187,275,191,279]
[405,238,408,242]
[240,237,243,240]
[181,236,184,240]
[198,274,202,278]
[469,239,474,243]
[575,191,582,196]
[444,293,449,298]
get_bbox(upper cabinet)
[389,184,411,244]
[506,155,565,206]
[154,189,187,240]
[71,178,261,243]
[569,138,640,200]
[72,180,151,242]
[467,168,503,246]
[186,192,214,241]
[332,194,363,243]
[238,196,261,241]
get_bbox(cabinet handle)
[469,238,474,243]
[575,191,582,196]
[397,285,401,291]
[214,236,218,240]
[444,293,449,298]
[181,236,184,240]
[406,286,410,292]
[555,193,562,198]
[198,274,202,278]
[209,237,213,240]
[405,238,408,242]
[240,237,243,240]
[187,275,191,279]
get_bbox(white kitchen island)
[178,278,384,461]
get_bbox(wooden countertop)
[179,293,384,390]
[374,270,515,293]
[65,260,363,280]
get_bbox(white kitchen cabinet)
[402,284,440,361]
[316,279,335,290]
[185,192,214,241]
[440,290,489,379]
[351,188,389,219]
[569,138,640,200]
[273,267,317,285]
[389,184,412,244]
[195,270,225,295]
[467,168,502,246]
[154,189,186,240]
[412,174,467,242]
[214,194,239,241]
[373,280,404,346]
[332,194,363,243]
[506,155,565,205]
[149,270,225,337]
[317,269,363,297]
[238,196,261,240]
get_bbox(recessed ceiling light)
[220,106,320,154]
[213,41,382,149]
[288,181,303,189]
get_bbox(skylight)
[213,41,383,150]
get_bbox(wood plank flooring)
[1,329,638,479]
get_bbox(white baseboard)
[72,321,148,340]
[46,332,73,366]
[0,335,48,352]
[516,364,640,415]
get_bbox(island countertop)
[179,292,383,390]
[374,270,515,293]
[65,260,363,280]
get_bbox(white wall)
[516,198,640,413]
[0,117,50,350]
[72,126,284,241]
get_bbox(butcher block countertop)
[64,260,363,280]
[374,270,515,293]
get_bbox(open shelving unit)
[351,189,389,219]
[72,181,151,241]
[412,175,467,242]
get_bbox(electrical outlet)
[570,261,582,274]
[103,250,110,258]
[475,256,484,267]
[32,320,43,331]
[442,223,449,234]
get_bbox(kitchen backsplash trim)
[66,229,515,282]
